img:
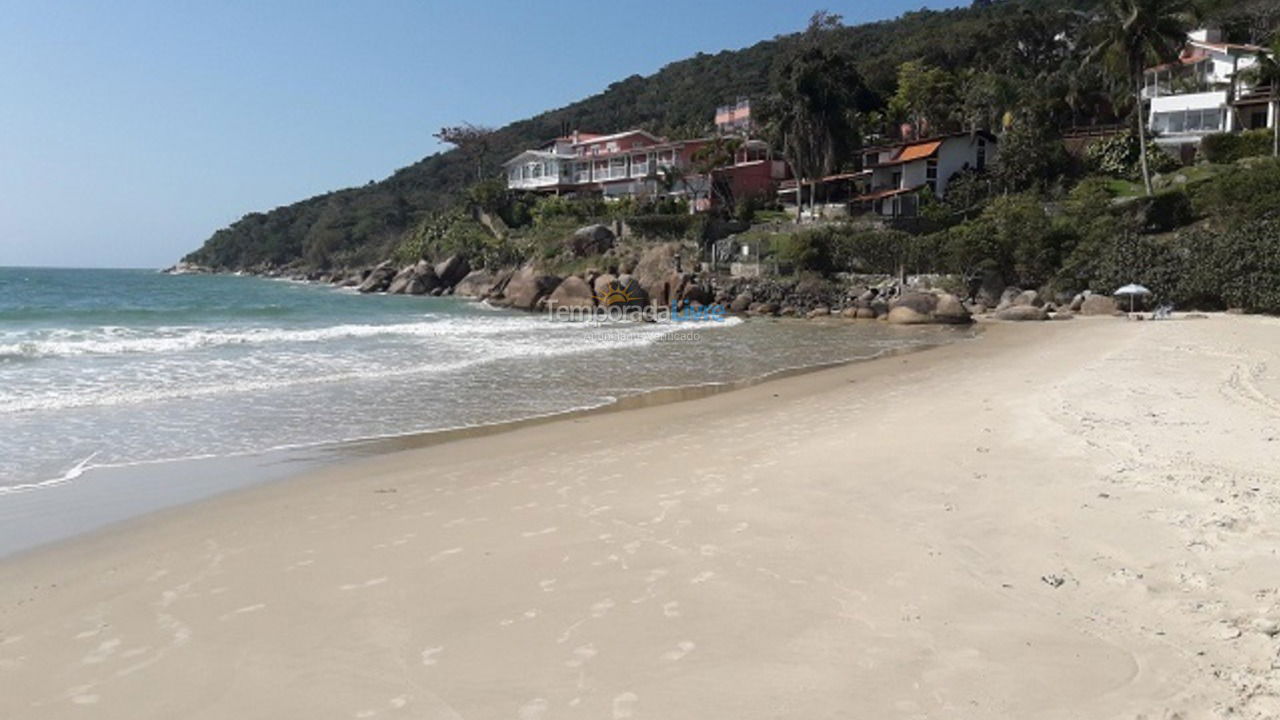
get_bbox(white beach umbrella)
[1113,283,1153,313]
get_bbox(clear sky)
[0,0,964,269]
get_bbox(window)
[1153,109,1223,134]
[926,159,938,194]
[976,139,987,171]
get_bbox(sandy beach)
[2,314,1279,719]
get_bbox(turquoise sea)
[0,267,969,496]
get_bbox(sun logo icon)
[594,278,646,307]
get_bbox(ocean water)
[0,267,970,494]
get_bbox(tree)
[1240,39,1280,157]
[1088,0,1194,196]
[434,123,497,182]
[889,61,958,137]
[760,11,865,222]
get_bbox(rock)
[1079,294,1119,316]
[932,293,972,324]
[592,273,617,301]
[887,292,971,325]
[887,305,933,324]
[995,305,1050,321]
[357,262,397,293]
[454,269,506,298]
[1069,292,1087,312]
[975,272,1004,307]
[679,282,712,308]
[839,307,860,319]
[407,263,441,295]
[806,306,831,319]
[996,287,1041,311]
[750,302,778,316]
[545,275,596,311]
[779,306,798,317]
[569,224,616,256]
[855,307,878,319]
[500,266,563,310]
[1214,621,1242,641]
[730,292,754,313]
[433,255,471,288]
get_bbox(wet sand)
[2,315,1279,719]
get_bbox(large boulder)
[886,292,972,325]
[730,292,754,313]
[604,274,649,308]
[499,267,562,310]
[932,293,972,324]
[453,269,508,298]
[679,282,712,307]
[545,275,596,311]
[433,255,471,288]
[1080,294,1119,316]
[996,287,1042,311]
[356,262,397,293]
[995,305,1050,321]
[406,262,441,295]
[592,273,618,301]
[569,224,616,256]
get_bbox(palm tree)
[1089,0,1193,196]
[1241,39,1280,157]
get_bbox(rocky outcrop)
[433,255,471,288]
[994,305,1050,321]
[357,262,397,293]
[887,292,972,325]
[387,261,441,295]
[1079,294,1119,316]
[495,266,562,310]
[996,287,1041,311]
[453,269,510,299]
[569,225,616,256]
[730,292,753,313]
[545,275,596,311]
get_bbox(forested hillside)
[183,0,1114,270]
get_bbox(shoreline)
[5,314,1277,718]
[0,319,977,559]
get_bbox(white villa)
[780,131,998,219]
[1145,28,1276,158]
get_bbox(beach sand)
[2,315,1279,719]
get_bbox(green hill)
[184,0,1109,271]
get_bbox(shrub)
[1085,130,1179,180]
[1190,157,1280,224]
[626,214,707,240]
[1198,130,1274,164]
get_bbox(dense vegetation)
[183,0,1280,316]
[186,0,1121,270]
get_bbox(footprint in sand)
[612,692,639,719]
[590,599,615,618]
[565,643,597,668]
[662,601,681,618]
[518,698,549,720]
[539,579,557,593]
[82,638,121,664]
[421,646,443,666]
[661,640,696,661]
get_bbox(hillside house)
[503,109,787,209]
[780,131,998,219]
[1144,28,1276,159]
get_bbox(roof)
[778,170,869,190]
[864,131,996,164]
[856,185,927,202]
[570,129,664,147]
[897,140,943,163]
[502,149,574,166]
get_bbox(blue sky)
[0,1,964,268]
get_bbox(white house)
[858,131,997,218]
[1145,28,1275,158]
